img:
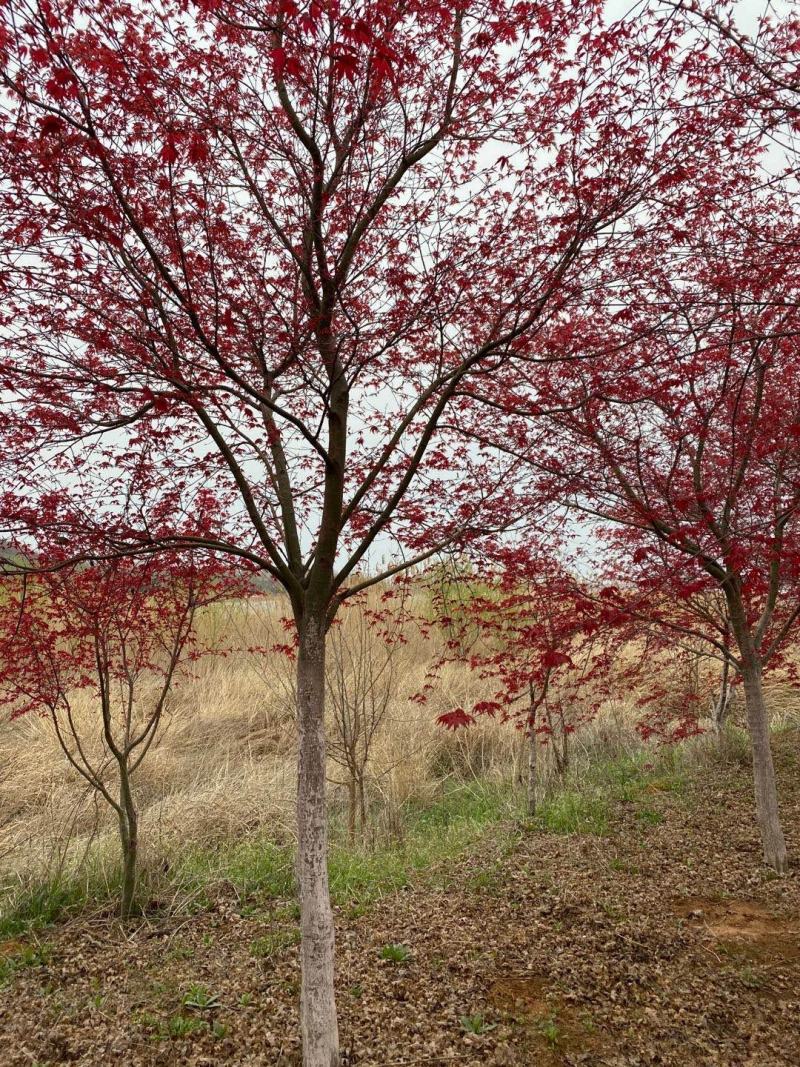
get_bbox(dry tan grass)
[2,591,795,893]
[0,594,521,886]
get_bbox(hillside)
[0,730,797,1066]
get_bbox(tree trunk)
[296,615,340,1067]
[515,734,525,787]
[551,728,568,779]
[358,774,367,838]
[527,724,538,817]
[558,724,569,778]
[347,776,357,845]
[118,768,138,922]
[725,590,788,873]
[710,658,732,738]
[740,655,788,873]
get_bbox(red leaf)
[541,649,572,669]
[188,134,209,164]
[473,700,502,717]
[436,708,476,730]
[39,115,65,137]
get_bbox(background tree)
[526,190,800,872]
[326,593,402,842]
[434,553,609,815]
[597,574,740,741]
[0,555,224,919]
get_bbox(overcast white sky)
[605,0,790,30]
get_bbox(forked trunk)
[740,656,788,873]
[296,616,340,1067]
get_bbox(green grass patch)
[537,1015,562,1049]
[0,879,84,941]
[531,748,687,837]
[148,1013,206,1040]
[635,807,664,826]
[172,779,517,913]
[379,943,410,963]
[459,1012,496,1035]
[535,790,610,835]
[327,779,517,904]
[176,838,295,904]
[0,940,51,988]
[182,984,221,1012]
[250,929,300,959]
[586,750,685,801]
[0,866,125,942]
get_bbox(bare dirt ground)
[1,735,799,1066]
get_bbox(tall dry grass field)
[1,590,797,911]
[0,594,521,897]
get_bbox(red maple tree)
[525,185,800,872]
[0,552,230,919]
[668,0,800,164]
[0,1,734,1058]
[433,550,611,815]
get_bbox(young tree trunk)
[358,774,367,839]
[740,655,788,873]
[725,589,788,873]
[296,615,340,1067]
[710,657,732,738]
[118,768,138,922]
[558,725,569,778]
[515,733,526,787]
[347,775,357,845]
[550,724,568,779]
[527,724,538,817]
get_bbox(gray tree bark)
[118,770,138,922]
[727,592,788,873]
[527,699,538,817]
[710,656,732,738]
[740,654,788,872]
[527,726,538,817]
[296,615,340,1066]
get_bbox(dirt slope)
[1,736,798,1066]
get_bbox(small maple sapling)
[326,591,408,843]
[433,554,609,815]
[0,554,228,919]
